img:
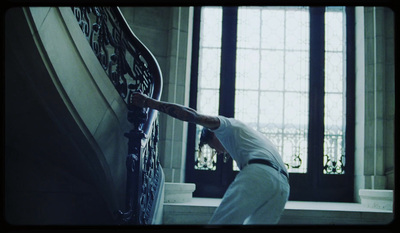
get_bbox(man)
[130,92,290,224]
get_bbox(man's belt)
[248,159,289,180]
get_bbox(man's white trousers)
[208,163,290,224]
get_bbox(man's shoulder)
[217,115,237,126]
[211,115,232,132]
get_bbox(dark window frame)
[186,6,355,202]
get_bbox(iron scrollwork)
[284,153,302,170]
[72,7,163,224]
[72,7,154,102]
[323,154,345,174]
[138,118,161,224]
[121,105,162,224]
[323,133,345,174]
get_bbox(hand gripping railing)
[72,7,163,224]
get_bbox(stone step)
[163,198,394,225]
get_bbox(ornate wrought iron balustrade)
[72,7,163,224]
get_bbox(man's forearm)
[145,97,219,129]
[146,98,196,123]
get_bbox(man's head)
[199,128,226,154]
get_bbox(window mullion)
[219,7,238,118]
[308,7,325,188]
[344,6,356,187]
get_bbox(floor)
[166,197,392,212]
[163,198,394,225]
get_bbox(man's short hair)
[199,127,213,151]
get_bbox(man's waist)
[247,158,289,180]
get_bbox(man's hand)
[129,92,149,108]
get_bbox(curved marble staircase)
[5,7,163,225]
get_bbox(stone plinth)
[359,189,393,211]
[164,182,196,203]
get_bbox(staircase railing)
[72,7,163,224]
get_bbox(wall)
[120,7,193,183]
[354,7,395,202]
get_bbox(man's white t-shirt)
[212,116,288,173]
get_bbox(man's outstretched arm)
[130,93,220,130]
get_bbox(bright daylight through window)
[194,6,347,175]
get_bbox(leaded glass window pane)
[235,6,309,173]
[323,7,346,174]
[194,7,222,171]
[260,51,284,91]
[194,6,348,175]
